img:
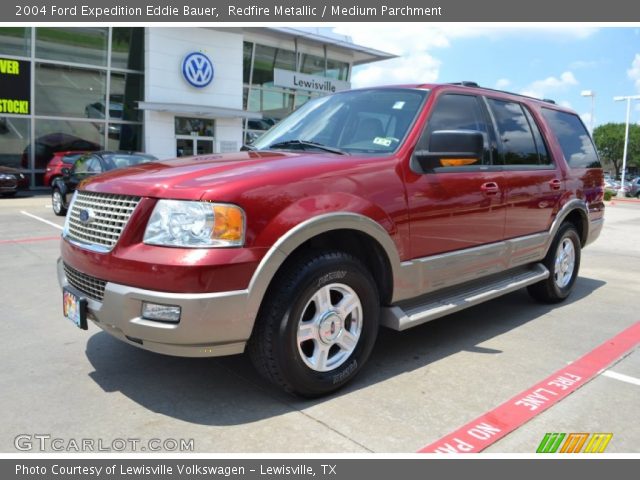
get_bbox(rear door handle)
[549,179,562,190]
[480,182,500,195]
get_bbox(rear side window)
[541,108,601,168]
[488,99,546,166]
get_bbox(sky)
[332,25,640,129]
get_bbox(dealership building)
[0,27,393,188]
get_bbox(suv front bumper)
[57,258,251,357]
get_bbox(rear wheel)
[52,188,67,216]
[248,251,379,397]
[528,223,581,303]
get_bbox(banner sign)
[0,58,30,115]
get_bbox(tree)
[593,123,640,178]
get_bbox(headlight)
[143,200,245,248]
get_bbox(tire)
[1,191,17,198]
[528,223,581,303]
[52,188,67,216]
[248,251,380,397]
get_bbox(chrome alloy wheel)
[52,190,63,214]
[554,237,576,288]
[296,283,363,372]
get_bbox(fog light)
[141,302,181,323]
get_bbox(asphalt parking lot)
[0,193,639,453]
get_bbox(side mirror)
[414,130,484,171]
[61,168,71,177]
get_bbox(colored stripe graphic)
[560,433,589,453]
[419,321,640,453]
[536,433,565,453]
[584,433,613,453]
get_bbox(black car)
[51,151,157,216]
[0,166,29,197]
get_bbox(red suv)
[57,83,604,396]
[44,151,87,187]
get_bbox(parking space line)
[0,236,60,245]
[602,370,640,386]
[418,321,640,453]
[20,211,63,231]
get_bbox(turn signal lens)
[213,205,245,242]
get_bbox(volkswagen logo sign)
[79,208,95,225]
[182,52,214,88]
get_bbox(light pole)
[581,90,595,133]
[613,95,640,197]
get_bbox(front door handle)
[549,179,562,190]
[480,182,500,195]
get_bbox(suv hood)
[80,151,359,200]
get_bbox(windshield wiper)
[267,140,347,155]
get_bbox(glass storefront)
[242,40,350,144]
[0,27,144,187]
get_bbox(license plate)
[63,287,88,330]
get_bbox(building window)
[35,63,107,118]
[242,40,353,143]
[111,27,144,70]
[34,119,104,170]
[0,27,31,58]
[110,72,144,122]
[0,27,145,187]
[0,117,30,169]
[36,27,109,67]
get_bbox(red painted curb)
[0,235,60,245]
[418,321,640,453]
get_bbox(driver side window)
[419,93,493,165]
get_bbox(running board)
[381,264,549,331]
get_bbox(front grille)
[63,263,106,302]
[67,191,141,250]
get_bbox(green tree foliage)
[593,123,640,178]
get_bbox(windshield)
[251,88,428,154]
[103,153,157,170]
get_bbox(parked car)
[51,151,156,216]
[44,151,88,187]
[628,177,640,198]
[0,166,28,197]
[58,83,604,397]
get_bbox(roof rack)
[449,81,479,87]
[446,81,558,105]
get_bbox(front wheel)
[528,223,581,303]
[52,188,67,216]
[248,251,380,397]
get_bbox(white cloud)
[559,100,572,108]
[628,54,640,92]
[495,78,511,89]
[580,112,594,131]
[335,26,597,89]
[351,54,440,88]
[520,71,578,99]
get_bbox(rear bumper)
[57,258,251,357]
[585,217,604,247]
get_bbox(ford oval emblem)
[79,208,94,224]
[182,52,214,88]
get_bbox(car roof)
[349,82,576,114]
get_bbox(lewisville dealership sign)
[0,58,30,115]
[273,68,350,94]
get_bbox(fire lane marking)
[418,321,640,453]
